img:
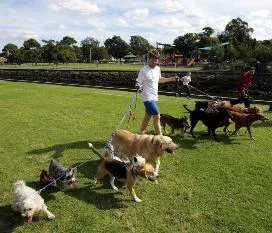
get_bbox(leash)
[188,84,214,99]
[38,90,142,194]
[37,158,91,194]
[116,89,140,131]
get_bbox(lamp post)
[89,47,92,63]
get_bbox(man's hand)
[173,76,180,82]
[135,82,143,92]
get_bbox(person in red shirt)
[230,67,255,108]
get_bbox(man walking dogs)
[136,49,179,135]
[230,67,256,108]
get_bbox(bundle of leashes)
[39,88,142,193]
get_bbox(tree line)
[1,18,272,69]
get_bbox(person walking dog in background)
[136,49,179,135]
[179,71,192,98]
[230,67,255,108]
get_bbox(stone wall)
[0,69,272,97]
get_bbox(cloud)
[155,0,184,13]
[49,0,100,15]
[157,16,192,29]
[249,10,271,18]
[0,30,38,40]
[124,8,149,21]
[117,17,130,27]
[87,19,107,29]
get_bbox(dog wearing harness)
[88,143,157,202]
[48,160,78,191]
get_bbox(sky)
[0,0,272,51]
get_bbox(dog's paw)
[47,213,55,219]
[112,185,119,191]
[134,196,142,203]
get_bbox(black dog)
[194,101,209,111]
[183,104,233,141]
[269,104,272,112]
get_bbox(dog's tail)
[14,180,26,189]
[183,104,192,113]
[88,143,103,159]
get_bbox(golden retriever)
[108,129,177,175]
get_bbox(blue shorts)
[144,100,160,116]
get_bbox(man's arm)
[159,76,179,84]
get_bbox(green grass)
[0,80,272,233]
[0,63,200,72]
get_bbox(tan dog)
[219,101,263,114]
[89,143,156,202]
[108,129,177,175]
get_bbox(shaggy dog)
[48,160,78,191]
[107,129,176,175]
[12,180,55,222]
[89,143,156,202]
[160,113,190,135]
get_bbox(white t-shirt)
[136,65,161,102]
[181,75,191,85]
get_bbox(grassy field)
[0,80,272,233]
[0,63,200,72]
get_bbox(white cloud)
[87,19,107,29]
[249,10,271,18]
[155,0,184,13]
[0,30,38,40]
[49,0,100,15]
[124,8,149,21]
[157,16,192,29]
[117,17,130,27]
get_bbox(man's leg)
[244,97,250,108]
[230,92,243,106]
[140,112,151,134]
[153,114,162,135]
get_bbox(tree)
[254,44,272,63]
[2,43,20,64]
[41,40,58,64]
[60,36,77,46]
[104,35,130,61]
[224,18,254,46]
[57,47,77,64]
[173,33,198,57]
[130,36,152,57]
[201,27,215,37]
[23,38,41,65]
[81,37,100,62]
[91,46,109,61]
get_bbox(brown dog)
[109,129,177,175]
[160,113,190,135]
[219,101,263,114]
[230,111,267,140]
[89,143,156,202]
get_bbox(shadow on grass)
[251,120,272,128]
[64,185,129,210]
[68,160,129,209]
[170,130,239,148]
[0,205,23,233]
[27,140,106,159]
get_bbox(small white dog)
[12,180,55,222]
